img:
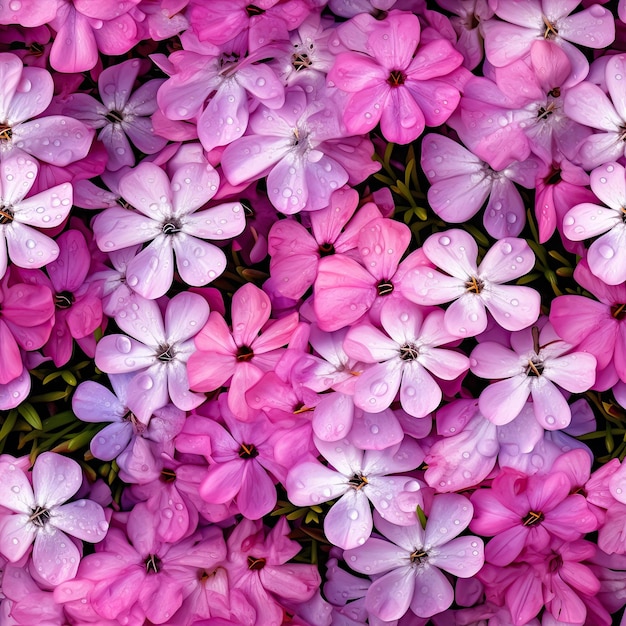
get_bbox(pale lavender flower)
[92,159,245,299]
[0,452,108,586]
[94,291,210,422]
[344,495,484,621]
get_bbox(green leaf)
[606,424,615,454]
[42,371,63,385]
[18,403,42,431]
[61,370,78,386]
[0,409,18,443]
[29,391,70,403]
[416,505,427,530]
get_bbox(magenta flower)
[471,321,597,428]
[344,300,470,418]
[187,282,299,421]
[470,466,598,567]
[328,10,463,144]
[95,291,209,421]
[403,228,540,337]
[92,160,245,299]
[344,495,484,620]
[0,452,108,586]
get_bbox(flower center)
[145,554,161,573]
[105,110,125,124]
[123,409,146,434]
[238,443,259,459]
[377,280,394,296]
[0,124,12,141]
[162,218,182,235]
[537,102,556,120]
[545,165,562,186]
[612,303,626,320]
[318,242,334,256]
[292,52,312,71]
[410,549,428,564]
[0,206,14,224]
[388,70,406,87]
[522,510,544,526]
[160,468,177,483]
[28,505,50,528]
[247,555,266,570]
[236,345,254,362]
[542,15,558,39]
[156,344,175,362]
[348,473,369,491]
[525,355,544,377]
[399,343,419,361]
[55,291,75,309]
[465,276,484,294]
[246,4,265,16]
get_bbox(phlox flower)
[550,259,626,387]
[268,187,380,300]
[344,495,484,621]
[92,159,245,299]
[221,86,354,214]
[482,0,614,81]
[403,228,540,337]
[0,0,58,27]
[61,58,168,171]
[0,452,108,586]
[470,466,598,567]
[287,435,423,549]
[328,10,463,145]
[156,34,285,154]
[0,153,73,279]
[313,217,426,332]
[563,161,626,285]
[48,0,141,73]
[344,300,470,418]
[564,53,626,169]
[471,321,597,428]
[18,229,103,367]
[420,133,537,239]
[175,411,286,520]
[0,267,54,386]
[72,373,185,473]
[187,282,299,421]
[95,291,209,422]
[0,52,93,166]
[75,504,227,625]
[224,517,321,626]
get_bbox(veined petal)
[286,462,347,506]
[478,377,530,425]
[422,229,477,280]
[33,529,81,585]
[0,461,34,514]
[354,359,402,414]
[53,500,107,542]
[173,233,227,287]
[125,237,175,300]
[324,489,373,550]
[0,513,35,562]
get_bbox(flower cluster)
[1,2,626,626]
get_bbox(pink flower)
[471,321,597,428]
[0,452,108,586]
[328,10,463,144]
[344,495,484,620]
[470,466,598,567]
[403,228,540,337]
[187,282,299,421]
[344,300,469,418]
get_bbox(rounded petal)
[32,452,82,507]
[33,529,81,586]
[422,229,477,280]
[366,566,415,621]
[478,377,530,425]
[324,489,373,550]
[53,500,107,543]
[125,237,174,300]
[173,234,227,288]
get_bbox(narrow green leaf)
[61,370,78,386]
[18,403,43,431]
[416,505,427,530]
[42,371,63,385]
[0,409,18,442]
